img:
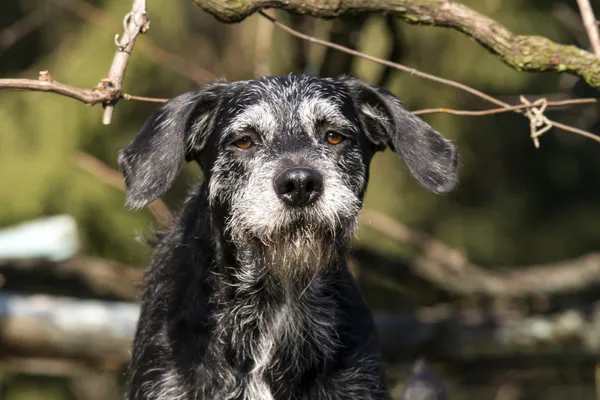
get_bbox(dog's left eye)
[325,131,345,145]
[233,136,254,149]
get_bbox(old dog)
[119,75,459,400]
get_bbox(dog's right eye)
[325,131,345,146]
[232,136,254,149]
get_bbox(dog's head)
[119,75,458,268]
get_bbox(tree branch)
[57,0,215,85]
[360,209,600,296]
[259,11,600,145]
[194,0,600,89]
[101,0,150,125]
[0,72,119,105]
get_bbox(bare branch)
[0,72,118,105]
[196,0,600,89]
[122,93,169,102]
[0,73,168,106]
[360,209,600,296]
[551,120,600,143]
[58,0,215,85]
[260,11,600,145]
[259,11,504,108]
[101,0,150,125]
[412,98,598,116]
[576,0,600,57]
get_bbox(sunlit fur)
[119,75,459,400]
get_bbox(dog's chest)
[243,304,295,400]
[226,285,339,400]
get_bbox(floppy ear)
[344,78,459,193]
[118,83,227,209]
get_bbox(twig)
[75,152,172,224]
[260,11,600,145]
[0,72,118,105]
[0,73,168,106]
[258,11,504,109]
[576,0,600,57]
[101,0,150,125]
[122,93,168,103]
[412,98,598,116]
[57,0,215,85]
[552,120,600,143]
[198,0,600,89]
[521,96,553,149]
[1,73,595,146]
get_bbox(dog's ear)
[118,83,227,209]
[344,78,459,193]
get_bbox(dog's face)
[119,75,458,267]
[204,77,375,247]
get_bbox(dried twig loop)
[520,96,554,148]
[114,10,149,50]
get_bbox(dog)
[119,75,459,400]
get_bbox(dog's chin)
[260,229,333,281]
[229,211,357,281]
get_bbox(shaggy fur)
[119,75,459,400]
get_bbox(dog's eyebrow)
[298,97,357,134]
[223,101,278,141]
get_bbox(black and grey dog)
[119,75,459,400]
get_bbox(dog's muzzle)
[274,167,323,207]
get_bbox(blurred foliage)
[1,0,599,398]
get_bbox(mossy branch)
[193,0,600,89]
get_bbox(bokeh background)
[1,0,600,399]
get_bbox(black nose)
[274,168,323,207]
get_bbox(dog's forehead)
[232,75,350,104]
[217,76,358,139]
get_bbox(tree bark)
[193,0,600,89]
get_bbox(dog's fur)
[119,75,459,400]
